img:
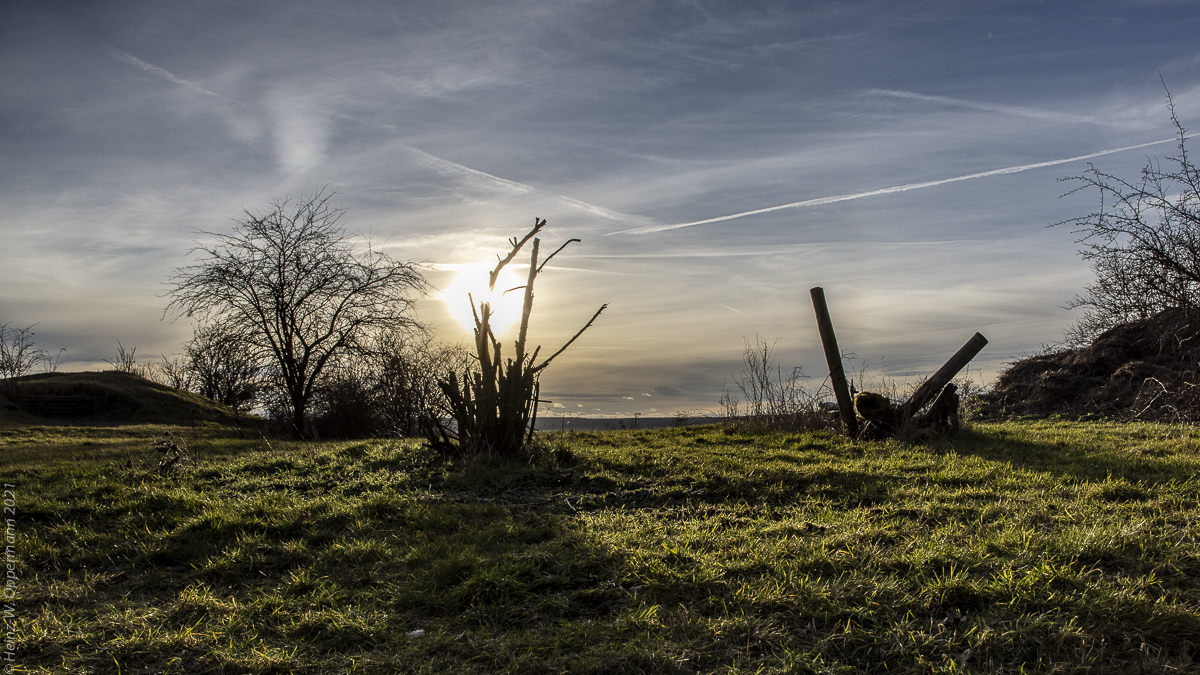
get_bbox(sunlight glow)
[439,263,528,335]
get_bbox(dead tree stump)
[854,383,961,440]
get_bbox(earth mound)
[982,308,1200,421]
[0,371,261,427]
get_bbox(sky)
[3,0,1200,418]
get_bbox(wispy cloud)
[866,88,1099,124]
[538,265,663,277]
[104,48,233,101]
[267,90,327,173]
[607,139,1175,236]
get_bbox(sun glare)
[440,263,527,335]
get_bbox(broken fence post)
[903,332,988,417]
[810,287,858,437]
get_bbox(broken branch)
[489,218,545,290]
[535,303,608,372]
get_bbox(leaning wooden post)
[903,332,988,417]
[810,287,858,437]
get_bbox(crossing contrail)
[865,89,1100,124]
[605,138,1175,236]
[104,47,234,100]
[403,145,658,227]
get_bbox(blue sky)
[3,0,1200,417]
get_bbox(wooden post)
[903,332,988,417]
[810,287,858,437]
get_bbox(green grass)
[8,418,1200,673]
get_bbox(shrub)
[720,335,838,432]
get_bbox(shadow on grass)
[23,424,1200,673]
[947,423,1200,484]
[24,443,645,674]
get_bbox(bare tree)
[184,321,263,411]
[105,341,147,378]
[45,348,66,373]
[1057,87,1200,345]
[0,323,47,384]
[166,189,428,437]
[370,332,471,437]
[154,353,191,390]
[426,219,606,456]
[309,358,378,439]
[305,331,470,439]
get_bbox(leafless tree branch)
[165,188,428,437]
[1054,85,1200,345]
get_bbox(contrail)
[866,89,1099,124]
[606,138,1175,236]
[105,47,232,100]
[403,145,658,227]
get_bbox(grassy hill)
[10,418,1200,673]
[0,370,262,429]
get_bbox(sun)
[440,263,527,335]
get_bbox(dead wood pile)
[982,308,1200,421]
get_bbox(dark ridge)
[0,371,263,428]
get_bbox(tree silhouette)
[1058,88,1200,345]
[425,218,605,456]
[167,189,427,438]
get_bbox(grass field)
[6,418,1200,673]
